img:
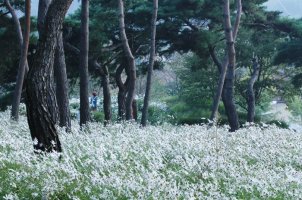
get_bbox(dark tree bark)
[118,0,136,120]
[141,0,158,127]
[79,0,90,126]
[25,0,73,153]
[4,0,29,73]
[101,66,112,124]
[65,40,115,125]
[8,0,30,120]
[37,0,70,129]
[37,0,52,35]
[4,0,21,44]
[54,31,71,130]
[209,0,241,132]
[221,0,241,131]
[208,45,222,73]
[132,99,138,121]
[116,64,127,120]
[209,55,228,121]
[247,56,260,122]
[93,60,112,124]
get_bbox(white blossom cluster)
[0,110,302,199]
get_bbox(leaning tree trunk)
[141,0,158,127]
[93,60,112,124]
[209,0,241,132]
[8,0,30,121]
[118,0,136,120]
[79,0,90,126]
[25,0,73,153]
[116,64,127,120]
[54,31,71,130]
[4,0,29,73]
[247,56,260,122]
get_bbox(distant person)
[90,92,98,111]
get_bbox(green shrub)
[268,120,289,129]
[147,104,168,125]
[168,99,211,125]
[238,112,261,125]
[92,111,104,122]
[70,102,80,110]
[288,96,302,121]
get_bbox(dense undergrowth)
[0,110,302,199]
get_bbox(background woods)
[0,0,302,147]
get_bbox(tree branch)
[232,0,242,40]
[0,11,10,17]
[208,45,222,73]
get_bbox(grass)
[0,110,302,199]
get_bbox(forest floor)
[0,110,302,199]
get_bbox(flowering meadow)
[0,110,302,199]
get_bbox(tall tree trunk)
[79,0,90,126]
[8,0,30,120]
[141,0,158,127]
[38,0,70,129]
[132,99,138,121]
[116,64,127,120]
[209,0,242,132]
[4,0,23,49]
[118,0,136,120]
[54,31,71,130]
[37,0,52,35]
[101,66,111,124]
[221,0,241,131]
[25,0,72,153]
[247,56,260,122]
[93,60,112,124]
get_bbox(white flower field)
[0,110,302,199]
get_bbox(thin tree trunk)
[93,60,112,124]
[54,31,71,130]
[118,0,136,120]
[209,0,242,132]
[132,99,138,121]
[141,0,158,127]
[247,56,260,122]
[79,0,90,126]
[4,0,23,48]
[8,0,30,120]
[25,0,72,153]
[116,64,127,120]
[101,66,111,124]
[209,56,228,119]
[65,40,115,124]
[4,0,29,73]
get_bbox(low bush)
[91,111,104,122]
[268,120,289,129]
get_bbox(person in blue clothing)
[90,92,98,111]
